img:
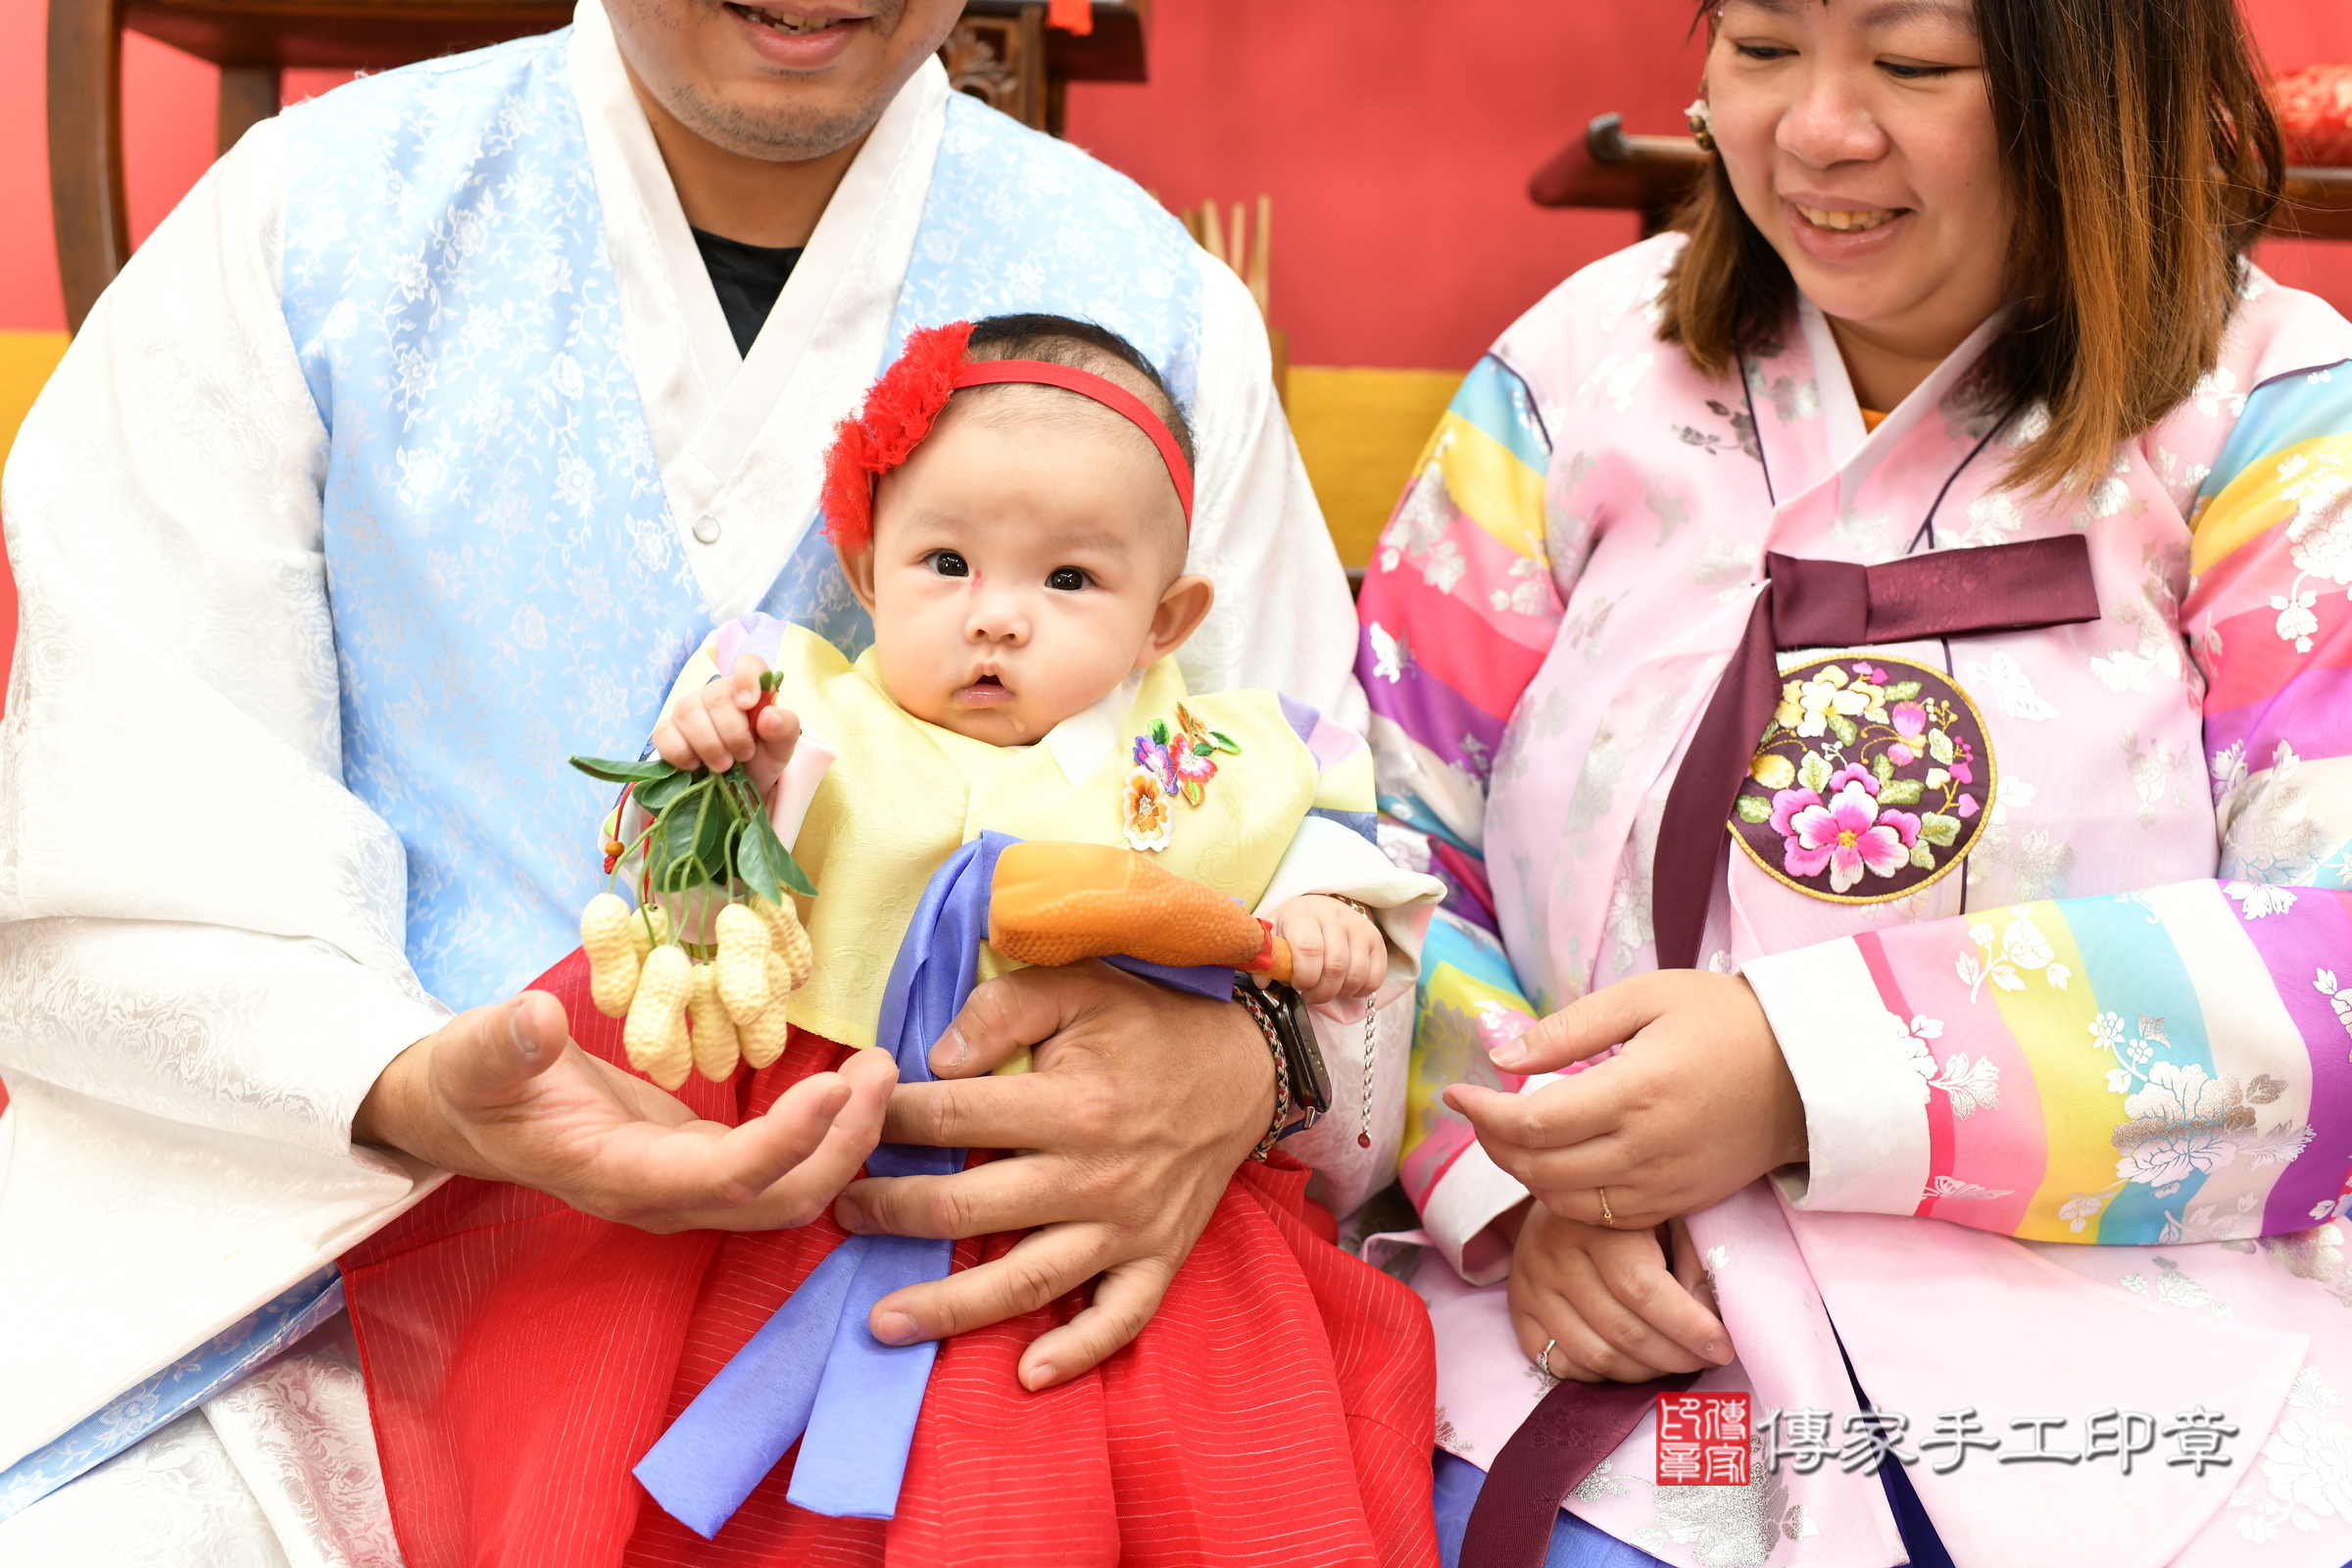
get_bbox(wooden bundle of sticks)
[1181,195,1273,322]
[1177,195,1285,402]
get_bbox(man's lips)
[720,2,869,64]
[723,1,868,31]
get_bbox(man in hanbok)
[0,2,1392,1560]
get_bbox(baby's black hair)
[962,314,1197,470]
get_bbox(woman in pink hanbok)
[1362,1,2352,1565]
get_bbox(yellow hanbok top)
[660,618,1393,1049]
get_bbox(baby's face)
[844,392,1207,746]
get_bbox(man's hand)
[1503,1201,1730,1383]
[1444,971,1806,1231]
[354,990,895,1232]
[829,961,1274,1393]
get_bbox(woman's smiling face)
[1707,0,2012,368]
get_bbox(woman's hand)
[1444,971,1806,1231]
[354,990,896,1232]
[1505,1202,1731,1383]
[827,961,1275,1393]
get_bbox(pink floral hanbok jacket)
[1359,233,2352,1567]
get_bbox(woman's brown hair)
[1657,0,2284,494]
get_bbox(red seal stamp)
[1657,1392,1751,1487]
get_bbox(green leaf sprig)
[571,671,814,905]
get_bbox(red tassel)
[1047,0,1093,35]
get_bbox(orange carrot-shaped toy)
[987,841,1293,980]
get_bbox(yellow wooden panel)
[1287,366,1465,569]
[0,344,1467,574]
[0,333,71,471]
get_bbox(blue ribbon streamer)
[635,832,1230,1535]
[0,1269,346,1522]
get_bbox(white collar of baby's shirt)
[1042,669,1147,789]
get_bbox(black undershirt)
[691,227,805,357]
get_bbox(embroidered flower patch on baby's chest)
[1121,703,1243,852]
[1729,655,1994,903]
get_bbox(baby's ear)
[1141,573,1215,666]
[836,544,880,613]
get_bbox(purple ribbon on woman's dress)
[636,831,1232,1535]
[1651,537,2102,970]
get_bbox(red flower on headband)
[819,320,975,554]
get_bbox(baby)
[581,315,1446,1542]
[653,314,1394,1006]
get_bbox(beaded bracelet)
[1234,982,1294,1162]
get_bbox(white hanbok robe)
[0,5,1374,1559]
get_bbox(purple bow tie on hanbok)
[634,832,1232,1536]
[1650,535,2102,972]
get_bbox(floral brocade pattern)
[1731,656,1993,903]
[279,35,710,1008]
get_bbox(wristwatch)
[1235,977,1333,1132]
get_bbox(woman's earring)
[1686,96,1717,154]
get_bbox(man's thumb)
[434,991,568,1108]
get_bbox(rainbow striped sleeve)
[1397,910,1550,1271]
[2186,360,2352,891]
[1744,361,2352,1245]
[1354,354,1560,932]
[1748,885,2352,1244]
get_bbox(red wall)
[4,0,2348,356]
[1059,0,2352,368]
[1061,2,1709,368]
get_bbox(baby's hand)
[653,654,803,799]
[1504,1202,1732,1383]
[1271,894,1386,1004]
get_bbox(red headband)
[819,321,1194,555]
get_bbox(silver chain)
[1357,999,1377,1150]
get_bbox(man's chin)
[654,0,956,162]
[663,74,895,164]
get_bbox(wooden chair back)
[1530,110,2352,242]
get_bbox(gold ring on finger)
[1596,1186,1616,1227]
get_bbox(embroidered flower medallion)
[1729,655,1994,904]
[1120,706,1242,851]
[1121,768,1172,852]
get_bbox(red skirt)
[341,948,1440,1568]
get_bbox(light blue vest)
[278,33,1203,1008]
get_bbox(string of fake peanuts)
[579,891,815,1091]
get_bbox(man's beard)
[663,76,891,163]
[661,0,911,164]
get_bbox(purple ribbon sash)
[636,833,1231,1534]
